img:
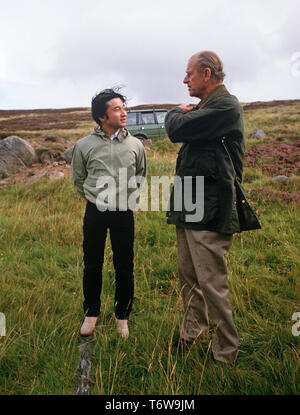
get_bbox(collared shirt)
[110,129,120,140]
[71,126,147,210]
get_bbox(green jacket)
[71,126,146,210]
[165,85,245,234]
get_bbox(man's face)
[183,56,206,99]
[100,97,127,131]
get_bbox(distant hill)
[129,99,300,111]
[1,98,299,116]
[242,99,300,110]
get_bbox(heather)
[245,140,300,176]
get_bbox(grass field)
[0,101,299,395]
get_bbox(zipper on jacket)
[110,139,116,178]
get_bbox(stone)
[0,136,37,178]
[272,175,289,181]
[36,147,54,163]
[62,145,74,164]
[48,171,64,180]
[74,336,96,395]
[250,129,267,139]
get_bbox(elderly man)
[72,88,146,338]
[165,51,245,366]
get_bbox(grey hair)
[195,51,225,82]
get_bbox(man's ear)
[99,113,108,124]
[204,67,212,81]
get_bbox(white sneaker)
[114,315,129,338]
[80,317,98,337]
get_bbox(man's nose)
[183,75,188,84]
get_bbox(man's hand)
[178,103,196,113]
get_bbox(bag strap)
[221,136,248,202]
[221,136,238,180]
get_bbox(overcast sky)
[0,0,299,109]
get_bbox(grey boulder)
[251,129,267,139]
[62,145,74,164]
[0,136,37,178]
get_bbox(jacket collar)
[92,126,128,142]
[196,84,230,109]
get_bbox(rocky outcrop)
[62,145,74,164]
[0,136,37,178]
[35,142,66,164]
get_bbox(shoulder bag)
[221,137,261,232]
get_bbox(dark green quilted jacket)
[165,85,245,234]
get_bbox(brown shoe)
[80,317,98,337]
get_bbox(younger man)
[71,88,146,337]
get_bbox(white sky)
[0,0,299,109]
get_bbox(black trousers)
[82,201,134,319]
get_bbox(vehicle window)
[156,111,167,124]
[126,112,137,126]
[140,112,155,125]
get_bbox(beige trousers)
[176,227,238,364]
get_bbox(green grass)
[0,104,300,395]
[244,103,300,144]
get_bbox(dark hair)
[91,88,126,126]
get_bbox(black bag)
[234,179,261,231]
[221,137,261,232]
